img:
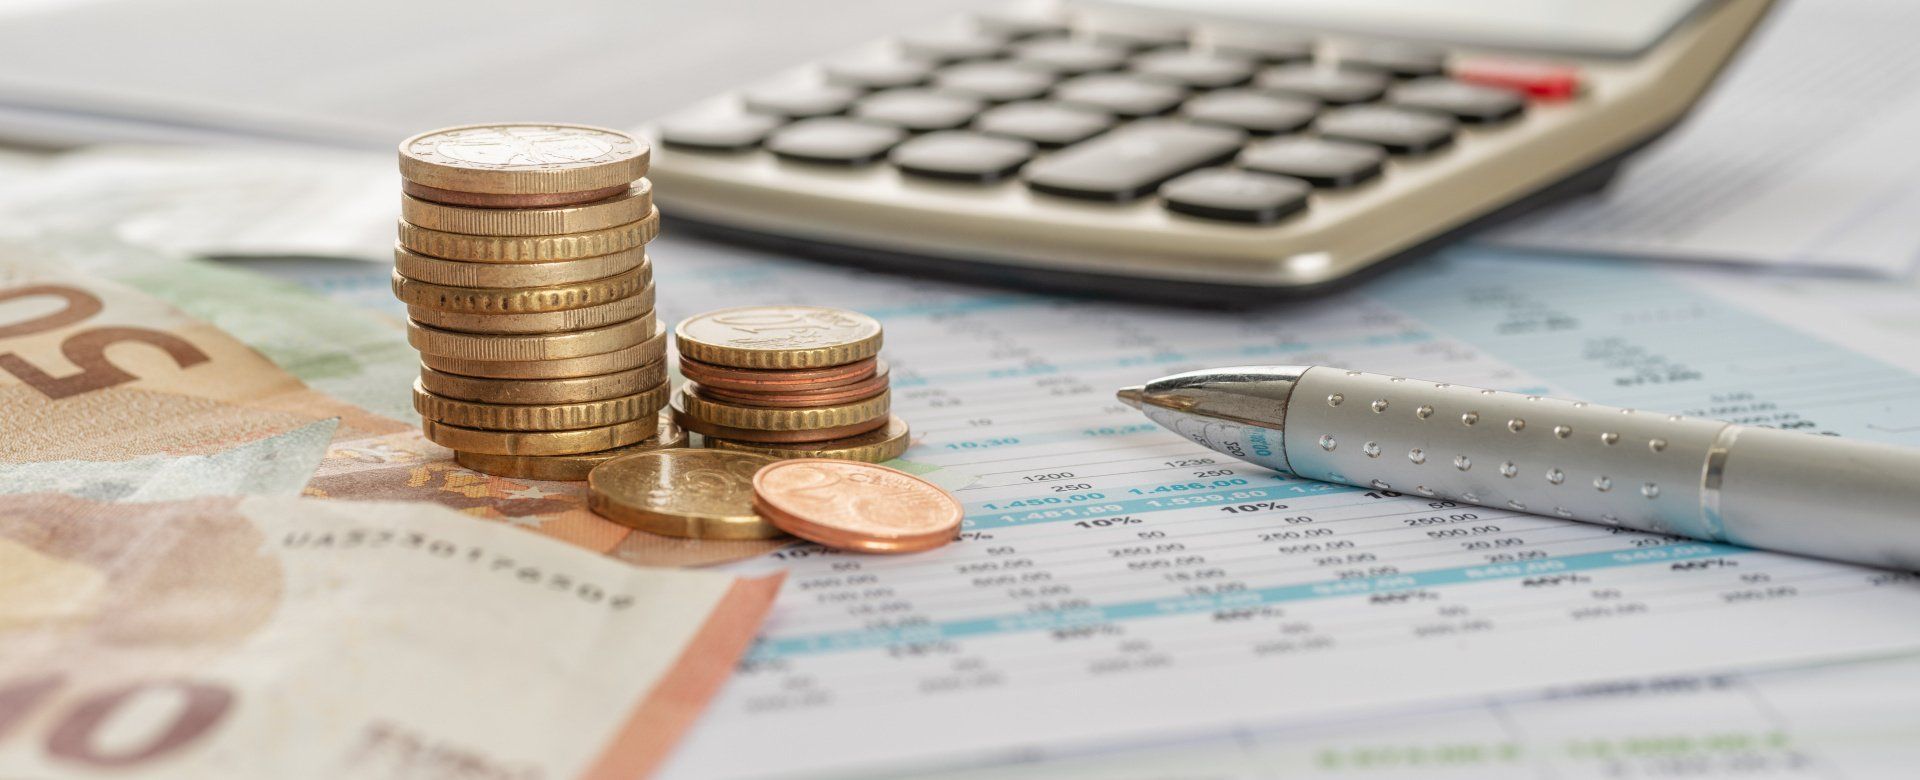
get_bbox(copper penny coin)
[689,363,889,408]
[402,180,631,208]
[678,357,878,393]
[751,459,962,554]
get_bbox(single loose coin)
[676,306,882,369]
[674,403,891,443]
[690,363,890,408]
[394,244,649,288]
[407,287,654,334]
[676,387,888,431]
[588,449,786,539]
[398,124,649,195]
[392,264,650,314]
[408,316,653,362]
[709,416,912,463]
[678,356,879,393]
[420,323,667,377]
[422,416,656,455]
[752,459,962,553]
[413,380,668,431]
[402,180,630,208]
[455,414,686,480]
[397,209,659,262]
[400,181,652,236]
[419,361,665,404]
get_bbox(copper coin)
[751,459,962,554]
[402,181,631,208]
[689,368,888,408]
[672,404,891,443]
[678,356,878,393]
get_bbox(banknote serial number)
[281,529,639,610]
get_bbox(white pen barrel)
[1718,427,1920,570]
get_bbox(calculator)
[641,0,1774,299]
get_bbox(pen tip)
[1116,386,1145,410]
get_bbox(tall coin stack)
[394,124,682,481]
[673,306,911,463]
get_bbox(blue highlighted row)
[748,542,1750,659]
[965,483,1354,530]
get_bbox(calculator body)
[641,0,1774,299]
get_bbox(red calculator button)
[1451,58,1582,101]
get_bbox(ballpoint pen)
[1118,365,1920,571]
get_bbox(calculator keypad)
[664,11,1553,225]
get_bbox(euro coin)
[394,244,649,289]
[398,123,649,194]
[673,402,891,443]
[678,386,888,431]
[752,459,962,553]
[420,323,667,377]
[708,416,911,462]
[419,361,665,404]
[455,414,686,480]
[408,316,654,362]
[399,181,651,236]
[587,449,786,539]
[407,288,654,334]
[397,208,659,262]
[391,264,651,314]
[421,416,657,456]
[688,363,890,408]
[678,356,879,393]
[402,180,630,209]
[413,379,667,430]
[676,306,882,369]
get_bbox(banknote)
[0,493,781,779]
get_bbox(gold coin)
[407,287,654,334]
[394,244,649,289]
[587,449,786,539]
[419,361,666,404]
[399,181,652,236]
[678,386,888,431]
[414,380,667,431]
[398,124,649,195]
[402,180,630,208]
[397,209,659,263]
[675,306,882,369]
[455,414,687,480]
[391,264,650,314]
[707,416,912,462]
[422,416,656,456]
[674,402,892,443]
[420,322,667,378]
[408,316,653,362]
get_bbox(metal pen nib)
[1116,386,1145,410]
[1116,366,1308,476]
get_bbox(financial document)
[263,237,1920,779]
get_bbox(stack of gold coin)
[672,306,910,462]
[393,123,680,479]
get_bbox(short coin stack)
[394,123,679,480]
[672,306,910,462]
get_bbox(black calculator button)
[1053,74,1188,118]
[1238,136,1385,188]
[973,101,1116,147]
[852,89,987,132]
[659,111,786,152]
[891,131,1037,182]
[1086,22,1191,51]
[1161,168,1311,224]
[743,84,863,119]
[765,118,908,165]
[1129,49,1257,89]
[1337,42,1448,78]
[824,58,934,91]
[1255,65,1389,105]
[935,62,1057,103]
[1025,119,1246,201]
[1010,39,1132,75]
[1182,90,1319,135]
[1316,105,1457,154]
[899,30,1007,64]
[1207,33,1315,64]
[1387,77,1525,123]
[975,10,1069,40]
